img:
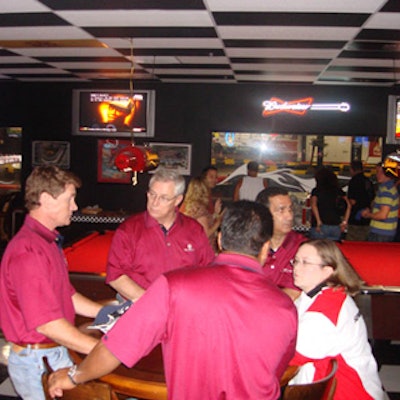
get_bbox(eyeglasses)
[147,190,178,204]
[290,258,325,268]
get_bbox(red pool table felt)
[65,231,400,287]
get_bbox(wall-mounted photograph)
[32,140,70,169]
[149,142,192,175]
[97,139,132,183]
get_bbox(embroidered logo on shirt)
[184,243,195,252]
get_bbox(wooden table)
[70,344,298,400]
[70,345,167,400]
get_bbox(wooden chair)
[281,359,338,400]
[41,357,119,400]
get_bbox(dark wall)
[0,80,397,213]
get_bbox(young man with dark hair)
[256,186,306,300]
[49,201,297,400]
[233,160,268,201]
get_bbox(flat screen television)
[72,89,155,137]
[386,95,400,144]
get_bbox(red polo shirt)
[103,253,297,399]
[0,215,75,344]
[106,210,215,288]
[263,230,306,290]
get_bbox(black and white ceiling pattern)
[0,0,399,86]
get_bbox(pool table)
[65,230,116,301]
[65,231,400,340]
[65,230,114,274]
[65,230,400,287]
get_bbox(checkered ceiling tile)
[0,0,399,86]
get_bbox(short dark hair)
[220,200,273,257]
[350,160,363,172]
[201,165,217,178]
[247,161,259,172]
[25,166,81,211]
[256,187,289,209]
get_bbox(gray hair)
[149,167,186,196]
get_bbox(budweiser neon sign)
[262,97,350,117]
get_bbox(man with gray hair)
[106,167,215,301]
[49,201,297,399]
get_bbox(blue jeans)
[368,231,395,242]
[8,346,72,400]
[310,224,342,241]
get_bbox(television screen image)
[72,90,155,137]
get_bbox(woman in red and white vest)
[289,239,385,400]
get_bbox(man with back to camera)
[346,160,375,241]
[256,187,306,301]
[48,201,298,400]
[0,166,102,400]
[233,160,268,201]
[106,167,215,301]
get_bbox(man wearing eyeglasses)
[49,201,297,400]
[106,167,215,301]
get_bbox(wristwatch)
[67,364,79,386]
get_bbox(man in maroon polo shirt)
[106,167,215,301]
[256,186,306,300]
[49,201,297,400]
[0,166,102,400]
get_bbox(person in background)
[310,166,351,241]
[233,160,268,201]
[362,158,399,242]
[106,167,215,302]
[201,165,221,214]
[48,201,297,400]
[256,187,305,301]
[346,160,375,241]
[0,166,102,400]
[180,176,222,249]
[290,239,385,400]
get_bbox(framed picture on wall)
[97,139,132,183]
[32,141,70,169]
[149,142,192,175]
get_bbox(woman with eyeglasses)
[289,239,385,400]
